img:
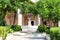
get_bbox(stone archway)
[22,13,39,32]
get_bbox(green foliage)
[37,25,46,32]
[50,27,60,40]
[0,0,22,10]
[0,0,21,25]
[36,0,60,19]
[0,0,25,25]
[0,0,30,12]
[11,25,22,31]
[45,27,50,34]
[20,2,30,14]
[20,0,30,2]
[0,10,5,26]
[0,26,13,40]
[36,0,50,18]
[0,0,30,25]
[37,25,50,34]
[20,0,60,22]
[0,25,22,40]
[20,1,38,15]
[6,25,14,33]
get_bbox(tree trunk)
[54,20,58,27]
[13,11,17,25]
[3,10,7,26]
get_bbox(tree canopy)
[0,0,60,26]
[20,0,60,20]
[20,1,38,15]
[0,0,30,12]
[20,0,60,26]
[0,0,30,25]
[36,0,60,19]
[36,0,60,26]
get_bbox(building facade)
[5,9,60,32]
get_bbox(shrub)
[57,31,60,40]
[11,25,22,31]
[37,25,46,32]
[50,27,60,40]
[0,26,14,40]
[45,27,50,34]
[6,25,14,33]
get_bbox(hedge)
[45,27,50,34]
[0,25,22,40]
[0,26,13,40]
[37,25,50,34]
[37,25,46,32]
[50,27,60,40]
[11,25,22,31]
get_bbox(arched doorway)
[31,21,34,26]
[43,21,47,25]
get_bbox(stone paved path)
[6,32,50,40]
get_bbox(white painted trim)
[38,15,41,25]
[58,21,60,27]
[31,0,39,2]
[18,9,22,26]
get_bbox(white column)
[31,0,39,2]
[0,37,2,40]
[38,15,41,25]
[58,21,60,27]
[28,18,31,26]
[18,9,22,26]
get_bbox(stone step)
[6,32,47,40]
[22,26,38,32]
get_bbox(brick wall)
[5,11,18,25]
